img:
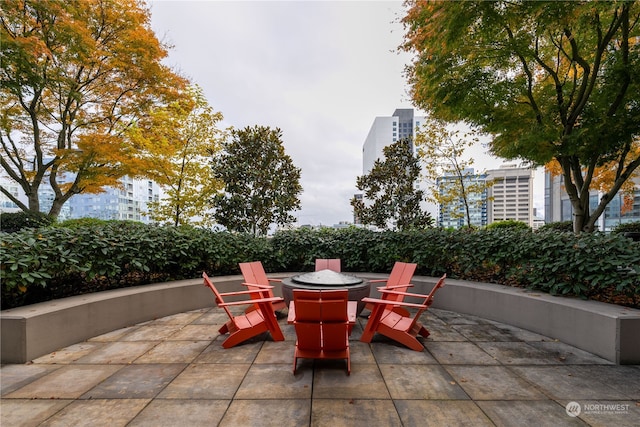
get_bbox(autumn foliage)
[1,0,189,217]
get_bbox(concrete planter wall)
[2,274,639,364]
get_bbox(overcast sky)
[148,0,543,226]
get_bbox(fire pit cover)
[291,269,363,286]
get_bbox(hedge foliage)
[1,224,639,309]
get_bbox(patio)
[2,305,639,426]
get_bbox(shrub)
[0,211,54,232]
[1,223,638,309]
[611,221,640,234]
[485,220,531,230]
[537,221,573,233]
[54,218,113,228]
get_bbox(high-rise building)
[437,169,488,228]
[362,108,426,173]
[486,164,535,227]
[545,173,640,231]
[0,174,161,223]
[68,176,161,223]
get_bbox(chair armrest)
[378,289,429,299]
[361,297,427,309]
[369,279,388,283]
[241,282,274,289]
[219,289,277,297]
[267,278,283,283]
[219,297,284,307]
[383,283,414,290]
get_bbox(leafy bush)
[485,220,530,230]
[537,221,573,232]
[1,223,638,309]
[54,218,113,228]
[0,211,54,232]
[611,221,640,234]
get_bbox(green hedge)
[1,224,638,309]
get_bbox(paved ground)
[2,306,639,427]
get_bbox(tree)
[0,0,188,218]
[144,86,225,227]
[416,118,493,228]
[211,126,302,236]
[402,1,640,233]
[351,139,433,231]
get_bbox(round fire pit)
[282,270,371,316]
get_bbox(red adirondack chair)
[202,272,285,348]
[291,289,351,375]
[315,258,341,272]
[239,261,287,314]
[360,274,446,351]
[365,261,418,317]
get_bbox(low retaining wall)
[2,274,639,364]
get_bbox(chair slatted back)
[315,259,341,272]
[202,272,234,320]
[293,289,349,352]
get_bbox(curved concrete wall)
[2,274,639,364]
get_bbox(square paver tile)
[446,365,546,400]
[31,342,105,364]
[38,399,149,427]
[220,399,311,427]
[510,366,631,400]
[254,341,294,364]
[81,364,185,399]
[74,342,158,364]
[313,364,390,399]
[192,310,229,325]
[121,325,183,341]
[485,322,554,342]
[157,364,249,399]
[573,366,640,399]
[477,400,587,427]
[380,364,469,400]
[349,341,377,364]
[476,342,559,365]
[453,324,522,342]
[165,324,218,341]
[1,364,60,395]
[0,399,72,427]
[5,365,122,399]
[425,342,499,365]
[311,399,401,427]
[235,364,312,399]
[129,399,230,426]
[372,342,438,364]
[88,326,140,342]
[527,342,613,365]
[133,340,209,364]
[421,322,469,342]
[395,400,493,426]
[151,311,205,325]
[193,340,262,363]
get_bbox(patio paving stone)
[310,399,401,427]
[394,400,494,427]
[128,399,230,427]
[2,305,637,426]
[5,364,122,399]
[445,365,546,400]
[133,340,209,364]
[379,364,469,400]
[220,399,311,427]
[80,363,186,399]
[37,399,149,427]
